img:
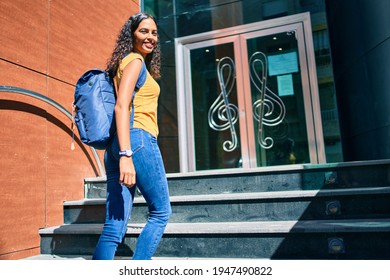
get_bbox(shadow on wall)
[0,99,99,175]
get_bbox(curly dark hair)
[106,12,161,79]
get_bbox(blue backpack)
[72,63,147,150]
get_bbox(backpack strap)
[130,62,147,127]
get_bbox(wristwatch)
[119,149,133,157]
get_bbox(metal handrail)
[0,85,105,177]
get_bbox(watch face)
[119,150,133,157]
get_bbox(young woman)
[92,12,171,260]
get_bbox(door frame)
[175,12,325,173]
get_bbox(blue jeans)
[92,128,171,260]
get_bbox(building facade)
[0,0,389,259]
[0,0,140,260]
[145,0,390,174]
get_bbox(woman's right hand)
[119,156,136,187]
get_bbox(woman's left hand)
[119,156,136,187]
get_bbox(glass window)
[144,0,342,173]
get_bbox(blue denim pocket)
[130,128,145,154]
[108,128,145,161]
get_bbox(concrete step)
[39,219,390,259]
[39,160,390,260]
[64,186,390,224]
[84,160,390,199]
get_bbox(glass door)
[188,37,247,171]
[176,14,325,173]
[241,26,316,167]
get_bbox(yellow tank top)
[116,52,160,137]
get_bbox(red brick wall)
[0,0,140,259]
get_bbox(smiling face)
[132,18,158,58]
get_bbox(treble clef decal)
[208,57,239,152]
[249,52,286,149]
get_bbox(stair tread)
[65,186,390,206]
[39,160,390,259]
[40,218,390,235]
[84,159,390,181]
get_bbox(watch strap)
[119,149,133,157]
